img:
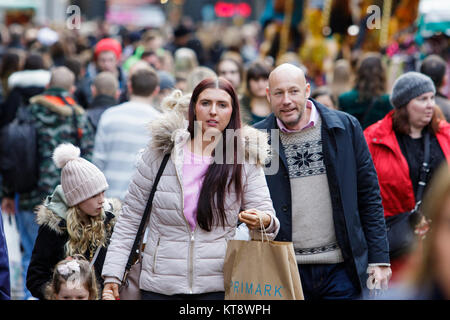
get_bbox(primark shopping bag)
[223,239,304,300]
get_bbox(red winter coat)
[364,111,450,218]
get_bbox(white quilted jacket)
[102,111,279,295]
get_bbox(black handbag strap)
[415,130,430,204]
[122,153,170,279]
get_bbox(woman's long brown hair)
[354,52,386,102]
[187,77,243,232]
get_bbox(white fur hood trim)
[148,110,271,166]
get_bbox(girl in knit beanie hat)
[26,143,121,300]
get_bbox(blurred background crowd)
[0,0,448,113]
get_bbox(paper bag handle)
[258,214,270,243]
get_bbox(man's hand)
[1,197,15,215]
[367,265,392,290]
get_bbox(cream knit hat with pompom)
[53,143,109,206]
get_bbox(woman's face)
[406,92,435,130]
[77,191,105,219]
[218,60,241,89]
[249,77,268,98]
[433,194,450,294]
[195,88,233,135]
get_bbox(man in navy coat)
[254,63,391,299]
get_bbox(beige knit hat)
[53,143,109,206]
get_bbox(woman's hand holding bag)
[238,209,271,230]
[224,211,304,300]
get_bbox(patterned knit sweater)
[280,116,344,264]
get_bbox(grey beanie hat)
[390,71,435,108]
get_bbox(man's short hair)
[93,72,119,97]
[420,54,447,89]
[49,66,75,91]
[130,68,159,97]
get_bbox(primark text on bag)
[223,239,304,300]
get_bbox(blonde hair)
[65,206,111,258]
[186,66,216,93]
[174,48,198,75]
[331,59,353,104]
[45,255,99,300]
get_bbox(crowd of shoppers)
[0,5,449,301]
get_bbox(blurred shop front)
[0,0,69,25]
[180,0,266,23]
[73,0,267,27]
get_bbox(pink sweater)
[182,144,212,231]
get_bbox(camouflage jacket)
[18,88,94,212]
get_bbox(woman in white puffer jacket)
[101,77,279,300]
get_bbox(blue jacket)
[253,99,390,293]
[0,212,11,300]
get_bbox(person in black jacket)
[0,53,49,128]
[254,63,391,300]
[26,143,120,300]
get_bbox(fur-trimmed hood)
[36,185,122,234]
[148,110,271,166]
[8,69,51,90]
[30,93,85,117]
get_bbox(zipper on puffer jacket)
[153,237,160,274]
[188,232,195,294]
[175,158,196,294]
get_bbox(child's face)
[77,191,105,218]
[55,283,90,300]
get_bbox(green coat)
[338,90,393,129]
[17,88,94,212]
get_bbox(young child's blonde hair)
[65,206,111,258]
[45,254,99,300]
